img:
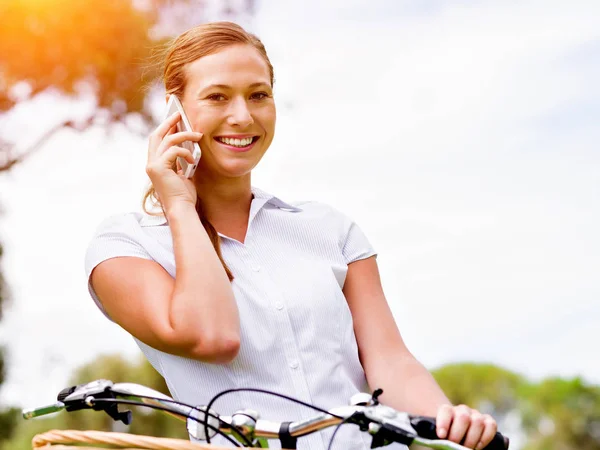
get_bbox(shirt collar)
[251,186,303,213]
[139,186,301,228]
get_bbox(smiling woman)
[83,21,501,450]
[141,23,277,280]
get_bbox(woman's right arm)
[89,111,240,364]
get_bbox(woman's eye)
[250,92,269,100]
[207,94,226,101]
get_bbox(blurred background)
[0,0,598,448]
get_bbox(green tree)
[520,377,600,450]
[5,354,189,450]
[72,353,189,439]
[0,243,21,448]
[432,362,527,416]
[432,363,600,450]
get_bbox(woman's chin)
[206,159,257,179]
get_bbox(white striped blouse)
[84,187,404,450]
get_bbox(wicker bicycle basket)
[31,429,232,449]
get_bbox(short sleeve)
[342,219,377,264]
[331,208,377,264]
[84,214,153,319]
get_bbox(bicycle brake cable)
[203,387,346,446]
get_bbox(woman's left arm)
[343,256,497,450]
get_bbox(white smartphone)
[164,95,202,179]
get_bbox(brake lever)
[352,404,417,448]
[60,379,132,425]
[60,380,114,404]
[364,405,417,435]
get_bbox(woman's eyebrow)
[197,82,270,95]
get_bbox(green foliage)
[521,377,600,450]
[4,353,188,450]
[432,362,527,415]
[68,354,188,439]
[3,414,62,450]
[432,364,600,450]
[0,242,17,449]
[0,407,20,443]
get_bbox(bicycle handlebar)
[22,380,509,450]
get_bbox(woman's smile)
[213,135,261,152]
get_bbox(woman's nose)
[227,97,254,128]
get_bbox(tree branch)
[0,111,154,172]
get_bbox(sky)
[0,0,598,411]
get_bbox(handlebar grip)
[409,416,509,450]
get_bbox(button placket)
[254,260,313,406]
[238,237,316,416]
[265,272,319,416]
[240,244,261,273]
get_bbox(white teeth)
[218,137,254,147]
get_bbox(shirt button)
[275,302,284,310]
[252,265,261,272]
[290,360,299,369]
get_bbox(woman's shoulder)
[84,210,164,273]
[279,196,376,261]
[91,210,167,235]
[289,198,355,225]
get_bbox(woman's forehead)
[184,45,271,90]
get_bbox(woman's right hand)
[146,111,202,213]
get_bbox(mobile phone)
[164,95,202,178]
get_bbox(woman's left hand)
[435,404,498,449]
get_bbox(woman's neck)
[194,174,253,224]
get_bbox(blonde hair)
[142,22,275,281]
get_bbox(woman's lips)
[213,136,259,153]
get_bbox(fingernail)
[476,441,483,450]
[438,428,447,438]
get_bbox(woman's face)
[179,44,276,180]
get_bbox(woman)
[85,22,498,449]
